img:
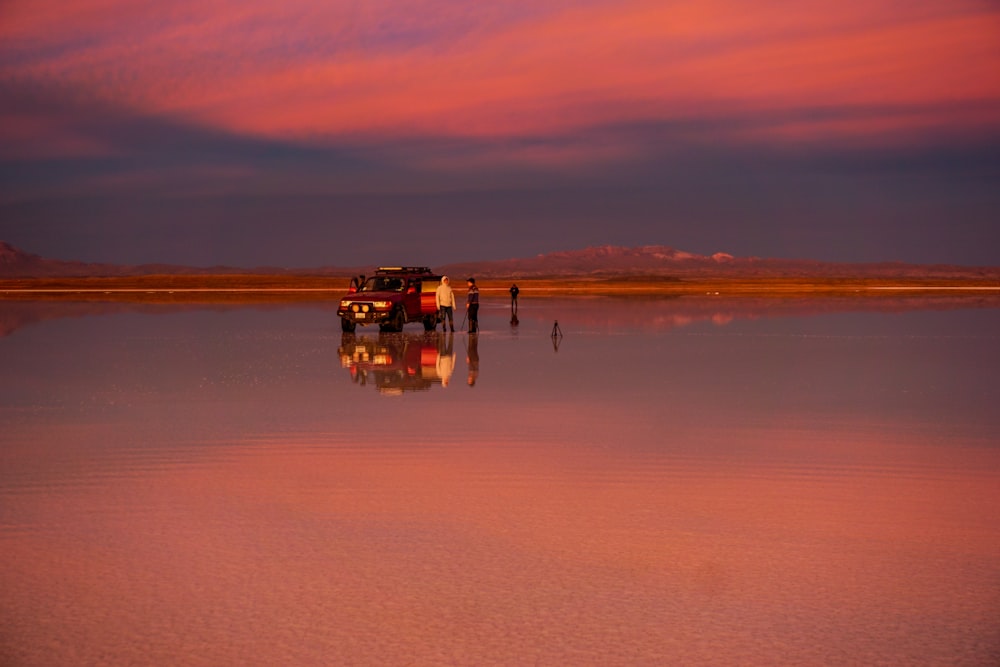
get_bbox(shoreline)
[1,274,998,303]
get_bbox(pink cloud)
[3,0,999,164]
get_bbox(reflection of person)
[435,276,457,332]
[466,332,479,386]
[466,277,480,333]
[437,332,455,387]
[509,283,519,325]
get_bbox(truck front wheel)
[380,309,405,333]
[341,317,356,333]
[392,308,406,332]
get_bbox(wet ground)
[1,298,999,665]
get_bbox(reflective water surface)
[2,297,999,665]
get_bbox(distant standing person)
[436,276,457,332]
[509,283,519,314]
[466,277,480,333]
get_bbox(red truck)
[337,267,444,333]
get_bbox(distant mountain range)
[0,241,353,278]
[438,245,1000,279]
[2,241,997,280]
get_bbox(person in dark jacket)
[466,277,480,333]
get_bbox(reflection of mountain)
[3,294,996,339]
[0,301,327,337]
[338,332,456,395]
[0,302,150,337]
[513,294,1000,332]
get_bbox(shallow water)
[1,298,999,665]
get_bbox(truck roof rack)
[375,266,434,275]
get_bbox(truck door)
[403,279,422,318]
[420,278,441,316]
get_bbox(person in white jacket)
[435,276,457,332]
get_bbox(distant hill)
[2,241,998,280]
[438,245,1000,280]
[0,241,355,278]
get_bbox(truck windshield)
[361,277,405,292]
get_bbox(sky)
[1,0,999,269]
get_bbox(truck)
[336,267,443,333]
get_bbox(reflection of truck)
[337,267,443,333]
[338,332,455,395]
